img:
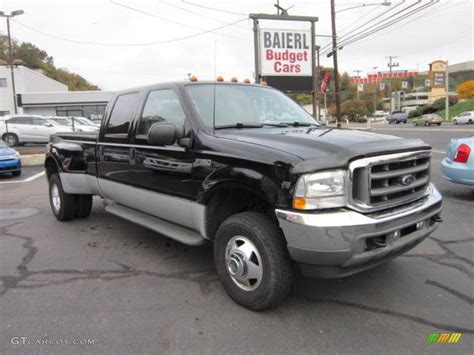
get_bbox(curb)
[21,154,44,167]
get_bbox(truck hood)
[218,127,431,173]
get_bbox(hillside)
[0,35,99,91]
[438,99,474,119]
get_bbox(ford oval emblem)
[401,174,416,186]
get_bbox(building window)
[55,104,107,119]
[0,78,7,87]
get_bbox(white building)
[0,65,113,118]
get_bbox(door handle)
[98,145,104,160]
[129,147,136,165]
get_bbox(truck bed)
[51,131,98,143]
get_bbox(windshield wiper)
[262,123,289,127]
[280,121,319,127]
[214,123,264,130]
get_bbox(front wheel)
[2,133,19,147]
[425,121,430,127]
[469,119,473,124]
[214,212,293,311]
[453,119,457,125]
[49,173,76,221]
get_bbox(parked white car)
[48,116,98,133]
[0,115,72,146]
[452,111,474,125]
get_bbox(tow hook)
[431,215,443,223]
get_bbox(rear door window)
[105,93,139,137]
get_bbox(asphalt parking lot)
[1,124,473,354]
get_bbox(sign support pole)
[311,21,317,119]
[252,18,260,83]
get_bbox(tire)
[469,119,473,124]
[12,170,21,177]
[437,123,441,126]
[414,122,418,126]
[403,121,407,124]
[2,133,19,147]
[49,173,76,221]
[214,211,293,311]
[453,119,457,125]
[75,195,93,218]
[425,121,430,127]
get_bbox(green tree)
[0,34,99,91]
[341,99,368,120]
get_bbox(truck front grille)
[350,151,431,212]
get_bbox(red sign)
[350,70,418,84]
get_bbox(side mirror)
[147,122,184,146]
[45,122,54,127]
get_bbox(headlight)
[293,170,347,210]
[14,152,20,159]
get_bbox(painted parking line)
[0,171,45,184]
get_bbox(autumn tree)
[340,99,369,120]
[0,34,99,91]
[456,80,474,99]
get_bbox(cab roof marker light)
[216,76,224,82]
[190,75,198,82]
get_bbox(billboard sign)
[259,28,312,76]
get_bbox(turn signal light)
[453,144,471,163]
[293,197,306,209]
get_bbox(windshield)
[51,118,72,126]
[74,117,95,126]
[185,84,319,128]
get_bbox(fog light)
[416,221,425,230]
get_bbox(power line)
[333,0,437,50]
[334,1,427,49]
[321,0,437,55]
[11,17,248,47]
[160,0,250,31]
[319,1,407,52]
[351,0,461,45]
[180,0,247,16]
[109,0,249,41]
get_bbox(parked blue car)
[0,139,21,176]
[387,111,408,124]
[441,137,474,186]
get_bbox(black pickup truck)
[45,81,443,310]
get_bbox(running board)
[105,203,206,246]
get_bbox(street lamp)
[336,1,391,13]
[0,9,25,114]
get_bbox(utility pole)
[386,56,399,114]
[315,45,321,120]
[0,9,24,115]
[445,60,449,121]
[353,69,362,99]
[330,0,341,128]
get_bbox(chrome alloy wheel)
[51,183,61,212]
[225,236,263,291]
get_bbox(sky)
[0,0,472,91]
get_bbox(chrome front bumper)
[276,184,443,278]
